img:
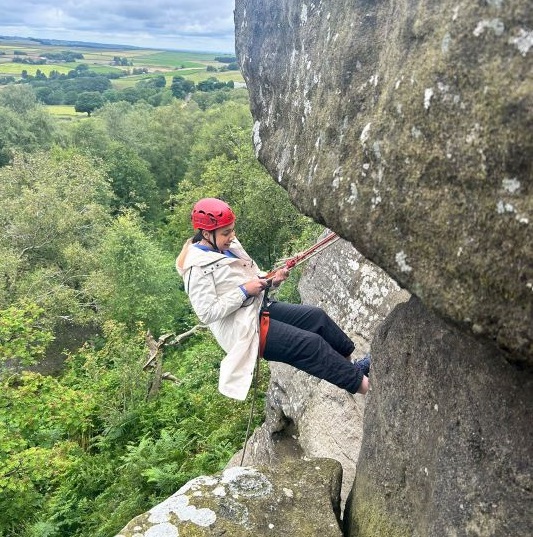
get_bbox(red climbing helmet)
[191,198,236,231]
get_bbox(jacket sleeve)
[186,266,248,325]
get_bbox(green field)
[0,61,124,77]
[0,40,238,80]
[0,62,72,76]
[175,69,242,84]
[0,45,42,55]
[111,69,243,89]
[133,52,210,68]
[45,105,87,119]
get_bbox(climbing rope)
[264,230,339,280]
[239,351,261,466]
[239,230,340,466]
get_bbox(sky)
[0,0,237,53]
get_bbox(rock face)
[115,459,343,537]
[345,296,533,537]
[298,237,410,344]
[235,1,533,535]
[234,0,533,366]
[116,240,404,535]
[229,239,409,506]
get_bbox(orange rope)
[265,232,339,279]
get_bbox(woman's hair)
[192,230,204,243]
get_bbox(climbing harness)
[239,230,340,466]
[259,309,270,358]
[259,230,339,358]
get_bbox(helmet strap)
[204,229,220,252]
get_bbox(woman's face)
[205,223,236,251]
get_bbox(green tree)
[0,371,94,535]
[0,150,113,325]
[182,101,252,183]
[137,75,166,89]
[214,56,237,63]
[63,119,159,218]
[145,102,199,192]
[0,303,54,368]
[191,89,233,111]
[65,116,111,155]
[65,76,111,93]
[104,141,159,218]
[63,89,78,105]
[0,75,15,85]
[85,213,189,334]
[46,89,64,105]
[117,86,140,104]
[197,77,228,92]
[95,100,199,194]
[0,85,38,115]
[0,85,55,164]
[75,91,104,116]
[34,85,53,104]
[95,101,154,150]
[102,88,121,103]
[170,75,195,99]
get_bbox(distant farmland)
[0,38,243,84]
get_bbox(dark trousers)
[262,300,364,394]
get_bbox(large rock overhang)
[235,0,533,366]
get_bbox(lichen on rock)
[116,459,344,536]
[234,0,533,366]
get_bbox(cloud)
[0,0,236,52]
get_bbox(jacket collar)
[180,238,252,272]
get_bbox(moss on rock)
[235,0,533,366]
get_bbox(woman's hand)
[271,268,290,287]
[242,278,269,296]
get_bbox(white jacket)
[176,238,264,400]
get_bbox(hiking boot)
[357,353,371,376]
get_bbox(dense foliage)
[6,64,238,113]
[0,82,320,536]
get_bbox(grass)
[133,50,228,67]
[180,70,242,83]
[45,105,87,120]
[0,42,233,70]
[111,69,244,89]
[0,63,72,76]
[0,62,123,77]
[0,45,42,54]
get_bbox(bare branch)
[162,372,180,383]
[143,330,174,371]
[143,325,206,398]
[167,324,208,346]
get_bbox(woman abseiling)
[176,197,370,401]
